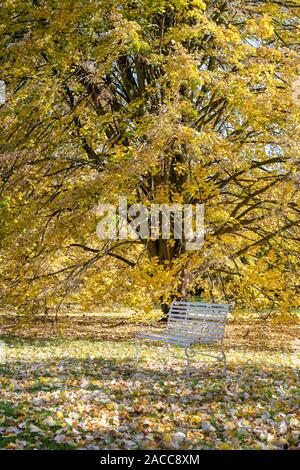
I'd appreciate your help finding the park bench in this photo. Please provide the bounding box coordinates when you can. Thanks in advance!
[136,301,230,375]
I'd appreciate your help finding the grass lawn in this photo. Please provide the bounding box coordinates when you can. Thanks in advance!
[0,311,299,450]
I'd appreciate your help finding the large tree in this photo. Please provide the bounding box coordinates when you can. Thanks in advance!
[0,0,299,318]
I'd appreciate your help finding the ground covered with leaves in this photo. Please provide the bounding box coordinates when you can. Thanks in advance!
[0,312,299,450]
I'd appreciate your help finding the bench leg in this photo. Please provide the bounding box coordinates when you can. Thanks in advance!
[221,346,227,375]
[135,338,141,363]
[166,343,178,360]
[184,347,192,377]
[166,344,172,362]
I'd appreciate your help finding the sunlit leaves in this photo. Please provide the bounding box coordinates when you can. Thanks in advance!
[0,0,299,317]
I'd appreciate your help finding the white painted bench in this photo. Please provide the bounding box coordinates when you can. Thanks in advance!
[136,301,230,375]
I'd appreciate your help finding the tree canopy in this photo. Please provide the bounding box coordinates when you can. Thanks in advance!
[0,0,299,318]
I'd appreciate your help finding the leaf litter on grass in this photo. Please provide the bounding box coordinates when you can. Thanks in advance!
[0,336,299,450]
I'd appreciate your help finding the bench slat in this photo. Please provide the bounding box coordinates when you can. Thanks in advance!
[166,301,229,344]
[137,301,230,349]
[169,315,226,321]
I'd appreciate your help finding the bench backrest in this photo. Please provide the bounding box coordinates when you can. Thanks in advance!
[167,301,230,343]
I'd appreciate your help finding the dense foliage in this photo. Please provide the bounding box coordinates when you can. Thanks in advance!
[0,0,299,317]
